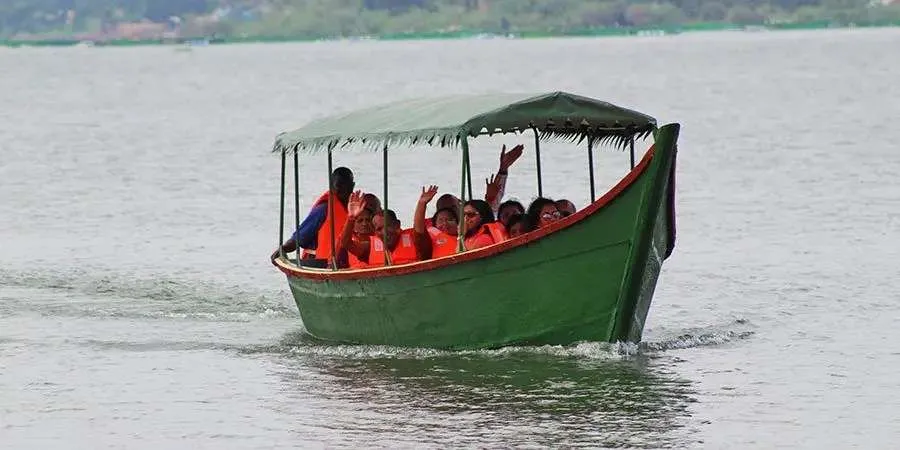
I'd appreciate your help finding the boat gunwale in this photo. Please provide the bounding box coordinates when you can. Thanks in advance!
[273,144,656,281]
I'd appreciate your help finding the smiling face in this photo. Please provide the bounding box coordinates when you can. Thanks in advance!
[373,212,401,248]
[353,209,374,236]
[434,209,458,236]
[463,205,483,235]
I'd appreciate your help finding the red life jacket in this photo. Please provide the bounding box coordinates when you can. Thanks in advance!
[368,229,420,266]
[347,235,370,269]
[482,222,509,243]
[463,222,506,250]
[312,191,348,262]
[427,226,458,258]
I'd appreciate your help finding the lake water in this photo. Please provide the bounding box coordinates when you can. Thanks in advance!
[2,28,899,448]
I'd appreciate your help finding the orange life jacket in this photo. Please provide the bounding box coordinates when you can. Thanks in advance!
[464,223,506,250]
[348,235,370,269]
[313,191,348,262]
[427,226,458,258]
[369,229,419,266]
[482,222,508,243]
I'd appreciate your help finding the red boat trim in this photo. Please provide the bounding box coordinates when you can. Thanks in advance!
[276,145,656,281]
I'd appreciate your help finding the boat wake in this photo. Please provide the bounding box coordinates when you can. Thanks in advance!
[0,268,295,321]
[243,319,755,360]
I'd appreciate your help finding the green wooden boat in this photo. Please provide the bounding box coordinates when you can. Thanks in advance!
[271,92,680,349]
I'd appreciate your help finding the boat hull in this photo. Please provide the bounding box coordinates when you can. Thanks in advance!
[279,124,680,349]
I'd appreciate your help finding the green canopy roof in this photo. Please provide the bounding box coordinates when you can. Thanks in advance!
[273,91,657,154]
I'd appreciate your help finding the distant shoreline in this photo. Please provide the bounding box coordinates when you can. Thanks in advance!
[4,21,898,48]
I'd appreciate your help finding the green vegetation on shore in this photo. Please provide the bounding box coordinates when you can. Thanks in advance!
[2,0,899,42]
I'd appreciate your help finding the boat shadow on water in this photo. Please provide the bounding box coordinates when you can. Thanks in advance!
[256,330,708,447]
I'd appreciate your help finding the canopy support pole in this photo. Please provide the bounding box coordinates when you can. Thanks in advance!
[326,147,336,270]
[382,144,392,266]
[278,150,286,260]
[294,148,301,264]
[629,137,636,170]
[465,146,473,201]
[458,138,470,252]
[532,127,543,197]
[587,138,596,202]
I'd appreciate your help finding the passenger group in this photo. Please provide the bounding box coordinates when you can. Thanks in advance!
[272,145,579,269]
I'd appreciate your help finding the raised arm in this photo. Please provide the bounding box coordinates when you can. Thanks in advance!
[413,185,438,260]
[415,185,438,233]
[339,191,370,261]
[485,144,523,212]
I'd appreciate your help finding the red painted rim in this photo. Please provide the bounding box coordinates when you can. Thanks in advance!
[275,145,656,281]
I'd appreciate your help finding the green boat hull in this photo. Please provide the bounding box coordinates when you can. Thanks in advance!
[279,124,680,349]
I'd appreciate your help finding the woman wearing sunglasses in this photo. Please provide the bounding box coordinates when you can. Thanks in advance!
[524,197,562,233]
[462,199,507,250]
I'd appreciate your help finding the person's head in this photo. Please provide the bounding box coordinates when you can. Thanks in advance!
[331,167,355,203]
[506,213,526,238]
[497,200,525,227]
[353,208,375,236]
[555,199,576,217]
[436,194,461,212]
[373,209,402,248]
[363,193,382,214]
[525,197,561,231]
[462,199,494,237]
[431,207,459,236]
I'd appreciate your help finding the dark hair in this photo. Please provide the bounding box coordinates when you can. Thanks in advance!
[331,167,355,200]
[465,199,495,224]
[431,206,458,224]
[363,193,382,211]
[506,213,525,231]
[498,200,525,216]
[437,193,457,203]
[378,209,400,227]
[524,197,556,232]
[331,167,353,184]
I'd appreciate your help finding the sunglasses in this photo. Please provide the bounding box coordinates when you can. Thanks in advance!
[541,211,562,220]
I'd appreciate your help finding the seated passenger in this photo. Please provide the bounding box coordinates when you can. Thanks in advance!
[497,199,525,228]
[425,193,461,228]
[524,197,562,232]
[506,213,526,238]
[414,185,459,259]
[340,191,420,266]
[463,199,506,250]
[556,199,576,217]
[271,167,354,268]
[336,206,375,269]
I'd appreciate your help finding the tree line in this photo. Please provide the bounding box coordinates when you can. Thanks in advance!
[2,0,898,38]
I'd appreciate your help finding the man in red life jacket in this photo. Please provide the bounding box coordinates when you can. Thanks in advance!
[340,191,420,266]
[271,167,354,268]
